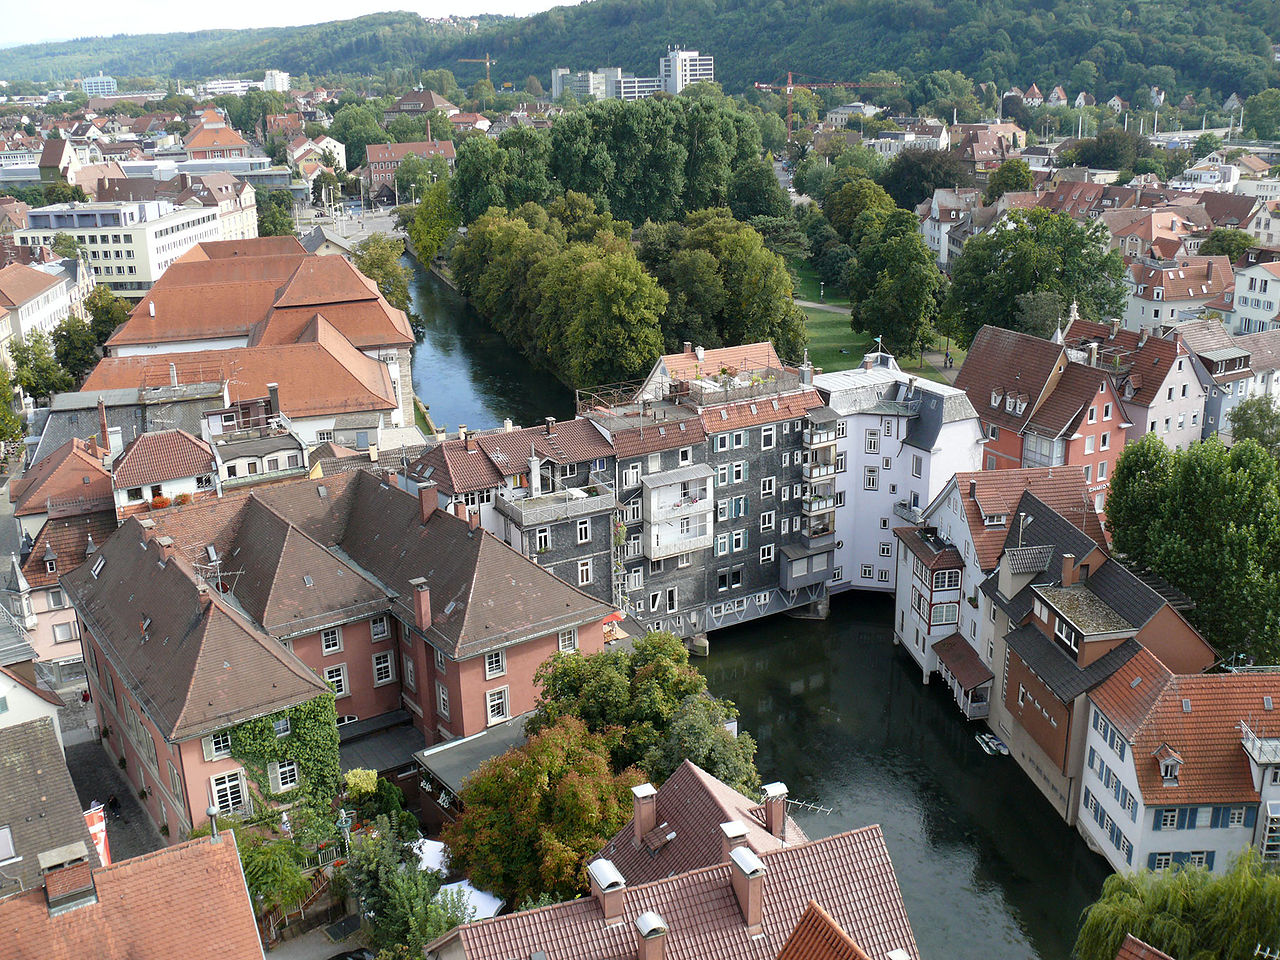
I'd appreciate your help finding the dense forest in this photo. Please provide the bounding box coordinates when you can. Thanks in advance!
[6,0,1279,106]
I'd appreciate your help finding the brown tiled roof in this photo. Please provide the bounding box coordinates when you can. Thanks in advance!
[1062,318,1180,407]
[610,415,707,458]
[10,438,113,518]
[661,343,783,382]
[0,832,263,960]
[21,511,118,589]
[932,633,995,691]
[954,325,1064,434]
[778,900,872,960]
[61,517,329,740]
[1114,934,1176,960]
[82,341,397,419]
[947,468,1104,572]
[701,390,823,433]
[112,429,213,488]
[597,761,807,885]
[178,237,307,261]
[1194,191,1258,229]
[0,262,60,307]
[1235,330,1280,375]
[183,125,248,152]
[894,527,963,571]
[1123,257,1232,303]
[1024,361,1109,438]
[409,441,502,497]
[1091,647,1280,805]
[0,665,64,706]
[365,140,456,163]
[431,826,919,960]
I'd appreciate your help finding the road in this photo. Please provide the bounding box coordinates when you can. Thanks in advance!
[772,158,811,206]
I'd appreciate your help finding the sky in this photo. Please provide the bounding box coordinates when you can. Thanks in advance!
[8,1,572,47]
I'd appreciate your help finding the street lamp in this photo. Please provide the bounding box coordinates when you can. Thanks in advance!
[336,808,354,848]
[819,281,825,302]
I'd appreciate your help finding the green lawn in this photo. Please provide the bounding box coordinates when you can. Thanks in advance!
[801,304,968,384]
[789,258,849,306]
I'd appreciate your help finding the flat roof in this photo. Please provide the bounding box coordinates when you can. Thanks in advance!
[414,712,532,794]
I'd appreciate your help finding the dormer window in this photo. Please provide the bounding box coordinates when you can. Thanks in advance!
[1015,398,1027,415]
[45,559,56,573]
[1156,744,1182,784]
[1005,395,1017,413]
[1154,288,1163,301]
[1160,759,1180,783]
[991,389,1002,408]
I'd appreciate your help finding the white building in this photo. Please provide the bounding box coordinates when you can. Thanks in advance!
[1167,161,1240,192]
[866,131,947,157]
[81,73,117,98]
[197,78,256,97]
[1079,646,1280,873]
[552,46,712,102]
[814,350,984,595]
[15,200,222,297]
[659,47,714,94]
[110,428,217,514]
[262,70,291,94]
[825,103,881,127]
[917,188,983,268]
[1225,261,1280,334]
[0,259,92,367]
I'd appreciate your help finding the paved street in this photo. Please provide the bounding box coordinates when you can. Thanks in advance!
[267,924,370,959]
[64,739,164,862]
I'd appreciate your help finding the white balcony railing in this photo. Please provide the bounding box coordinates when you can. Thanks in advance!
[802,428,837,447]
[803,461,837,481]
[801,495,837,516]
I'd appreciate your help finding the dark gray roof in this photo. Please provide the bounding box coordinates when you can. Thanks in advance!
[212,432,302,461]
[1003,491,1099,562]
[1004,625,1141,702]
[414,712,531,794]
[0,605,36,667]
[0,717,99,894]
[1004,544,1055,574]
[980,572,1036,624]
[31,389,221,465]
[1085,559,1168,630]
[339,711,425,773]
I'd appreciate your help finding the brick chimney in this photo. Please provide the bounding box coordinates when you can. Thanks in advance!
[468,508,480,531]
[587,859,626,925]
[418,487,436,524]
[635,911,668,960]
[39,843,97,917]
[762,781,788,838]
[729,846,765,935]
[720,820,749,862]
[969,479,977,500]
[631,783,657,845]
[1061,553,1077,587]
[155,535,175,563]
[453,501,467,521]
[545,416,556,436]
[408,577,431,630]
[682,341,693,354]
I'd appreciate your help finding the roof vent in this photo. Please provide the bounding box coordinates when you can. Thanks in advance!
[1266,696,1274,711]
[1181,698,1192,713]
[1130,676,1142,689]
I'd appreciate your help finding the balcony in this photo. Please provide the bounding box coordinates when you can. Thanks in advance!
[803,461,837,482]
[495,487,618,527]
[645,526,713,561]
[894,500,924,524]
[641,464,714,524]
[1242,720,1280,765]
[802,427,837,448]
[801,495,837,517]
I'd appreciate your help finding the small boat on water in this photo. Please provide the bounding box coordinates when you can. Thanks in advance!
[975,732,1009,756]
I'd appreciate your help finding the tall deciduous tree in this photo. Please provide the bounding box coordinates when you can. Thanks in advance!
[1228,396,1280,458]
[847,209,941,358]
[821,176,896,244]
[944,207,1125,346]
[407,180,458,263]
[256,190,295,237]
[450,135,510,224]
[9,331,71,400]
[985,158,1033,202]
[1198,228,1253,262]
[877,149,973,210]
[328,103,390,168]
[353,233,412,315]
[51,314,98,382]
[441,717,642,905]
[728,159,790,220]
[84,285,131,347]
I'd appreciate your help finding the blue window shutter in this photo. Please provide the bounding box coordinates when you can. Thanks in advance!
[1172,852,1190,866]
[1147,853,1158,869]
[1206,851,1215,871]
[1187,807,1198,829]
[1088,746,1096,769]
[1176,808,1188,830]
[1153,809,1163,831]
[1210,807,1221,829]
[1246,806,1258,829]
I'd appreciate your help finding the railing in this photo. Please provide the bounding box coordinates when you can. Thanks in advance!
[802,428,837,447]
[646,529,713,561]
[802,461,837,481]
[1241,721,1280,764]
[643,493,712,522]
[298,842,346,872]
[259,871,332,945]
[494,488,617,526]
[576,379,646,414]
[801,495,837,516]
[684,367,803,407]
[894,501,924,524]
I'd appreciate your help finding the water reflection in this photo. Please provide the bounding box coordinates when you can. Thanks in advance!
[702,592,1109,960]
[407,257,576,432]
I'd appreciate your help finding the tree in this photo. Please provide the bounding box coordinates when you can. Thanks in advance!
[1066,128,1151,171]
[525,75,544,97]
[43,181,88,205]
[50,232,83,260]
[821,176,896,244]
[441,717,642,905]
[943,207,1125,346]
[1193,132,1224,158]
[1199,228,1253,263]
[985,158,1033,202]
[241,836,311,913]
[407,180,458,262]
[328,103,389,168]
[847,209,942,358]
[1228,396,1280,459]
[310,170,340,207]
[450,135,510,224]
[527,631,760,792]
[84,285,131,347]
[728,159,790,221]
[877,149,973,210]
[497,126,553,207]
[8,331,71,400]
[1073,850,1280,960]
[353,234,412,315]
[256,190,295,237]
[1244,89,1280,140]
[469,79,496,110]
[394,153,448,203]
[561,250,667,386]
[51,314,98,382]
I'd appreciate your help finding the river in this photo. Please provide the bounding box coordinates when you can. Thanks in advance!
[407,259,1109,960]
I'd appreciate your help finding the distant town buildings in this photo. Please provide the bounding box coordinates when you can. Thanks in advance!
[551,46,714,102]
[79,72,117,98]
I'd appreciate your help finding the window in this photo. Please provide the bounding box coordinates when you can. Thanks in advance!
[1087,406,1097,424]
[1101,431,1110,450]
[371,616,389,640]
[558,628,578,652]
[486,687,509,724]
[760,510,775,532]
[373,651,395,685]
[760,477,775,497]
[204,731,232,760]
[877,569,890,583]
[271,760,299,793]
[760,544,774,564]
[435,648,447,672]
[403,654,416,691]
[731,530,746,552]
[624,464,641,487]
[1229,807,1246,827]
[485,649,506,679]
[933,569,960,589]
[731,431,746,449]
[1154,853,1172,869]
[679,447,692,465]
[535,527,550,552]
[879,542,892,558]
[577,559,592,586]
[628,568,644,590]
[211,772,246,813]
[321,628,342,654]
[577,518,591,544]
[168,761,183,805]
[316,430,335,443]
[436,682,450,719]
[864,466,878,491]
[650,557,663,575]
[272,717,291,738]
[1097,460,1107,480]
[930,603,959,625]
[52,621,79,643]
[865,430,880,453]
[1084,435,1096,454]
[324,664,348,697]
[1084,464,1093,483]
[126,487,144,502]
[1103,403,1112,420]
[761,425,775,449]
[862,564,874,579]
[647,453,661,473]
[91,556,105,578]
[911,454,922,479]
[1161,809,1178,829]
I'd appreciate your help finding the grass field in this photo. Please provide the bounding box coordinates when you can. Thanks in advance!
[789,258,849,306]
[800,304,967,385]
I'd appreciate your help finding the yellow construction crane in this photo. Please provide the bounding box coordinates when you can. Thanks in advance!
[458,54,497,84]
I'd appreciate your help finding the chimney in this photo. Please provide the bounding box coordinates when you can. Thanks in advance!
[969,479,977,500]
[1109,318,1121,337]
[635,912,668,960]
[729,846,766,934]
[408,577,431,629]
[544,416,556,436]
[267,382,279,414]
[86,434,99,459]
[720,820,750,862]
[799,348,813,386]
[155,535,175,562]
[503,418,513,432]
[695,345,705,362]
[862,355,874,371]
[368,442,379,463]
[1061,553,1077,587]
[1086,342,1099,366]
[418,487,436,524]
[97,395,109,451]
[762,781,787,838]
[468,508,480,531]
[457,424,467,445]
[1138,327,1150,347]
[453,501,467,521]
[682,341,693,354]
[39,843,97,917]
[169,362,178,387]
[587,859,626,925]
[631,783,657,843]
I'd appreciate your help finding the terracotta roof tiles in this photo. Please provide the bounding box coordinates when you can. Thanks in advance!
[9,438,113,518]
[21,511,118,589]
[0,262,61,307]
[112,429,214,489]
[1114,934,1177,960]
[778,900,872,960]
[661,343,783,383]
[954,325,1065,434]
[701,390,823,434]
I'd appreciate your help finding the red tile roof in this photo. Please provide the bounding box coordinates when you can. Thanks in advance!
[933,633,995,691]
[0,262,61,308]
[1024,360,1111,438]
[0,665,63,706]
[947,468,1104,572]
[112,429,214,489]
[660,343,783,382]
[894,527,964,571]
[1062,318,1181,407]
[609,415,707,458]
[0,832,265,960]
[183,125,248,152]
[430,826,919,960]
[1123,257,1232,304]
[1091,647,1280,805]
[701,390,823,434]
[365,140,456,164]
[9,439,113,518]
[21,511,118,589]
[1114,934,1176,960]
[778,900,872,960]
[954,325,1065,434]
[597,760,807,885]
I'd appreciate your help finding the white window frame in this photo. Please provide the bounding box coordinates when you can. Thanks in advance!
[211,771,247,813]
[272,716,291,739]
[576,518,591,544]
[436,681,450,720]
[484,649,506,679]
[321,627,342,655]
[486,686,510,725]
[324,663,348,698]
[203,730,232,761]
[370,616,390,641]
[760,544,774,564]
[577,559,592,586]
[558,628,578,652]
[373,650,396,685]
